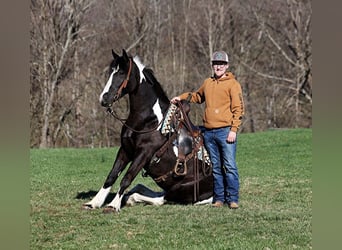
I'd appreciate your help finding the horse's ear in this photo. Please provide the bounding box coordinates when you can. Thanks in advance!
[122,49,129,62]
[112,50,119,59]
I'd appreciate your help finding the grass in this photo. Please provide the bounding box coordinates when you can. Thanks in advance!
[30,128,312,249]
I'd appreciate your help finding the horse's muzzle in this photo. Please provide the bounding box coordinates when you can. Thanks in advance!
[100,92,117,107]
[100,99,111,107]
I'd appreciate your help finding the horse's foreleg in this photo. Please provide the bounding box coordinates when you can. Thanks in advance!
[83,148,129,210]
[82,186,111,209]
[104,153,148,212]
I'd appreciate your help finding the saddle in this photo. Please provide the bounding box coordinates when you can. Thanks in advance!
[147,99,212,203]
[149,98,211,180]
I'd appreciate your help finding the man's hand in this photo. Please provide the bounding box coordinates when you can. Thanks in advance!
[227,131,237,143]
[170,96,181,104]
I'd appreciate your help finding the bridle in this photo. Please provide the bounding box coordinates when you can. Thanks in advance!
[114,58,133,100]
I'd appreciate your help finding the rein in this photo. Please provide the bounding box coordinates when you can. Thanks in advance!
[107,107,165,134]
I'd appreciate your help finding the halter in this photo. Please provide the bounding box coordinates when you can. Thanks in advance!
[115,58,133,99]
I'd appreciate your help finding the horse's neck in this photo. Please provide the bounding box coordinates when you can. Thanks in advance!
[127,87,169,124]
[129,95,168,113]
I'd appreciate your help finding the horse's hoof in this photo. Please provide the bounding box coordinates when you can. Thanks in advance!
[81,204,95,210]
[103,206,118,214]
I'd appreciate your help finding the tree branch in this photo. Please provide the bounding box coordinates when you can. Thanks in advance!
[240,60,296,84]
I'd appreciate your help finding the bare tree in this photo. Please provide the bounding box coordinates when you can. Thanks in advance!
[30,0,94,147]
[233,0,312,130]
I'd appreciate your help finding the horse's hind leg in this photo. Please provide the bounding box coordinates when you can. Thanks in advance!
[194,196,213,205]
[82,148,130,210]
[123,184,165,207]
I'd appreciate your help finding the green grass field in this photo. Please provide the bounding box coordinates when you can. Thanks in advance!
[30,128,312,249]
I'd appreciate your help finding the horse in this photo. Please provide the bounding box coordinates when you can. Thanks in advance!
[82,49,213,213]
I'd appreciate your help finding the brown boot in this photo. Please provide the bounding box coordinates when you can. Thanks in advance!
[212,201,224,207]
[229,202,239,209]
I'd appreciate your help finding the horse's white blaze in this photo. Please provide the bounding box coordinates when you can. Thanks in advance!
[107,192,124,212]
[133,56,145,83]
[99,66,118,104]
[126,193,165,206]
[85,187,111,208]
[152,99,163,130]
[99,57,145,104]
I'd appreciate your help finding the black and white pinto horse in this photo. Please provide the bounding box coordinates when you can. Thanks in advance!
[83,49,213,213]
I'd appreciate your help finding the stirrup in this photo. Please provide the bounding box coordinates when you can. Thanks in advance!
[174,159,187,176]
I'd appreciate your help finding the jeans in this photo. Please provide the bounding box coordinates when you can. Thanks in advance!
[203,126,239,203]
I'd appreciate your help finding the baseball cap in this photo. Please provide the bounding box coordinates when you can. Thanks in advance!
[211,51,229,63]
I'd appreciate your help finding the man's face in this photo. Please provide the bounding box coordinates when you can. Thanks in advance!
[212,62,229,78]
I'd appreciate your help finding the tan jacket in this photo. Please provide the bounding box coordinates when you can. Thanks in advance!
[179,72,244,132]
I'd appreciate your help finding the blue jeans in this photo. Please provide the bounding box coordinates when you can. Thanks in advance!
[203,126,239,203]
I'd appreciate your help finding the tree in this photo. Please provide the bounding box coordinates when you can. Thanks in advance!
[30,0,94,147]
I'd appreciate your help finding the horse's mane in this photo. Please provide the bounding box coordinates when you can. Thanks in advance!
[142,67,169,103]
[132,55,169,104]
[133,56,146,84]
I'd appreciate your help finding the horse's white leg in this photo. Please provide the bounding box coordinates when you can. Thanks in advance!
[126,193,165,206]
[194,196,213,205]
[123,184,165,207]
[83,187,111,209]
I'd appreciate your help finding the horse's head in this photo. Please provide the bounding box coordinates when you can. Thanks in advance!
[99,49,141,107]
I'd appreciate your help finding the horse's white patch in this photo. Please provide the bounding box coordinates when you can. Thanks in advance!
[85,186,111,208]
[133,56,145,84]
[194,196,213,205]
[99,66,119,104]
[173,145,178,156]
[152,99,163,130]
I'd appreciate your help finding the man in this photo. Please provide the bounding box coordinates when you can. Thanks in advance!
[170,51,244,209]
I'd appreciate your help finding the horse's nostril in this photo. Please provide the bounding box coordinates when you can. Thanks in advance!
[100,93,109,106]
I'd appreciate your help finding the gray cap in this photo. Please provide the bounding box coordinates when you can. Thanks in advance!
[211,51,229,63]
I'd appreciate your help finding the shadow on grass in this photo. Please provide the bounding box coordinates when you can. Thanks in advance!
[75,186,166,208]
[75,190,117,204]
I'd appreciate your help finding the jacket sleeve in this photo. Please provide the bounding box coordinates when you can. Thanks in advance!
[230,82,244,132]
[179,83,206,104]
